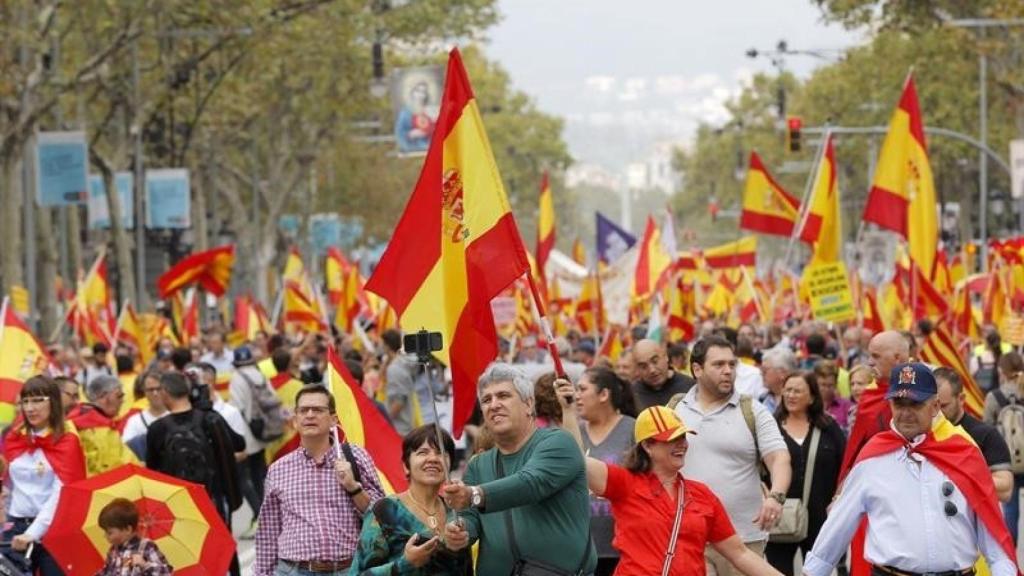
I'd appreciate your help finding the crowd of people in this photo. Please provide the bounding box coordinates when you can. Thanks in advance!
[2,317,1023,576]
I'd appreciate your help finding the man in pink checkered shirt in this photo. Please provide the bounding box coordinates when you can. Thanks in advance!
[255,385,384,576]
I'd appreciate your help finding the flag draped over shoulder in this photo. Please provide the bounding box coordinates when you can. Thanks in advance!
[0,305,53,423]
[326,347,407,494]
[739,152,801,237]
[798,134,842,264]
[364,48,530,438]
[863,74,938,280]
[157,245,235,299]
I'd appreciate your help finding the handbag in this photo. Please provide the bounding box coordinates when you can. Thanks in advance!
[768,426,820,543]
[660,477,686,576]
[496,455,592,576]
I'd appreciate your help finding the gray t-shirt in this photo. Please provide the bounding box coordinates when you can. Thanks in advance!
[676,387,787,543]
[385,354,419,435]
[581,416,636,559]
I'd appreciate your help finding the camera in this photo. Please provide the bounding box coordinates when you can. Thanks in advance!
[184,365,213,412]
[403,330,443,362]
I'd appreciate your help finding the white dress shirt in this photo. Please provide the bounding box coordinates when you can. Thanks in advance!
[804,434,1015,576]
[8,447,62,541]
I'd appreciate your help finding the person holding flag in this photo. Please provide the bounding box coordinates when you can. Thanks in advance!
[802,363,1019,576]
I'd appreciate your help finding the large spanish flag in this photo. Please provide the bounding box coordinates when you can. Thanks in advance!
[326,346,407,494]
[0,302,53,423]
[536,172,555,287]
[798,134,842,264]
[156,244,235,299]
[739,152,800,237]
[364,49,530,438]
[632,215,673,299]
[863,74,938,279]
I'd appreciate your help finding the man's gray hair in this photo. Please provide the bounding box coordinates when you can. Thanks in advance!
[761,347,797,371]
[477,362,533,403]
[86,374,122,402]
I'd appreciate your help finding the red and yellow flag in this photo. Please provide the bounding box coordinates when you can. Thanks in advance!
[114,303,153,367]
[536,172,555,288]
[863,74,938,279]
[335,268,362,334]
[364,49,530,438]
[235,295,272,341]
[325,247,351,306]
[799,134,841,264]
[283,280,326,334]
[918,325,984,417]
[572,238,586,267]
[574,274,605,336]
[157,245,235,299]
[283,247,305,283]
[327,347,407,494]
[598,326,624,362]
[667,277,696,343]
[632,215,673,299]
[703,236,757,270]
[0,303,52,423]
[739,151,800,237]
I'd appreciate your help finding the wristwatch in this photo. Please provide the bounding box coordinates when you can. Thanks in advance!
[769,491,786,505]
[345,482,364,496]
[470,486,482,508]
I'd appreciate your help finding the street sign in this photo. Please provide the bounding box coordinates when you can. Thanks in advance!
[1011,139,1024,199]
[858,231,896,287]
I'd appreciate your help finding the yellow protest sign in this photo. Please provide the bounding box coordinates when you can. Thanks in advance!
[801,262,855,323]
[1002,314,1024,347]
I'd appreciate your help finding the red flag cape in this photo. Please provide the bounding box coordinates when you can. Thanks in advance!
[840,378,891,480]
[3,427,86,486]
[853,427,1019,572]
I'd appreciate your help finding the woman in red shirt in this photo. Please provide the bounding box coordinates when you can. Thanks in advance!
[558,381,783,576]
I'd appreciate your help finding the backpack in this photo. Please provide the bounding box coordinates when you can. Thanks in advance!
[975,364,999,392]
[158,411,215,488]
[238,368,286,442]
[993,390,1024,474]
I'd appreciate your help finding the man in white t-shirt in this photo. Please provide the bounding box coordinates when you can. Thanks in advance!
[121,370,169,460]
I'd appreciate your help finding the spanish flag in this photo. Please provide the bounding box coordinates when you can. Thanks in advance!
[157,245,235,299]
[283,247,305,283]
[0,302,53,423]
[364,49,530,438]
[598,325,624,362]
[667,277,695,343]
[574,273,604,335]
[334,267,362,333]
[235,294,272,341]
[703,236,757,269]
[325,247,351,305]
[739,151,800,237]
[114,303,152,367]
[326,346,407,494]
[863,74,938,280]
[798,134,842,264]
[282,279,327,334]
[536,172,555,290]
[632,215,673,299]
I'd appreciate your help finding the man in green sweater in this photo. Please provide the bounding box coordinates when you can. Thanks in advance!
[442,363,596,574]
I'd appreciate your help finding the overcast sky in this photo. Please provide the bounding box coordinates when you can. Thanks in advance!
[484,0,865,170]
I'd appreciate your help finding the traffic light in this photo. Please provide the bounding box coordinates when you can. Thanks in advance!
[787,116,802,152]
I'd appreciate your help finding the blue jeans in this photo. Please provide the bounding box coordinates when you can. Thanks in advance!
[1003,474,1024,543]
[2,517,62,576]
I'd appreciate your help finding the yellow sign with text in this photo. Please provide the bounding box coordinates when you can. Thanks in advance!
[801,262,856,323]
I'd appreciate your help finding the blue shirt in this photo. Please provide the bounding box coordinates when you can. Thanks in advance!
[804,434,1015,576]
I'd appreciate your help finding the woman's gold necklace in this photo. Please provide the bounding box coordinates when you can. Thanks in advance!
[406,490,442,530]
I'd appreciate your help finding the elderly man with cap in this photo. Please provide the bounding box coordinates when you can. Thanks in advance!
[803,363,1019,576]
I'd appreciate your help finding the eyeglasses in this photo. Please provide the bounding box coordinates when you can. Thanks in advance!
[19,397,50,407]
[296,406,331,416]
[941,481,957,517]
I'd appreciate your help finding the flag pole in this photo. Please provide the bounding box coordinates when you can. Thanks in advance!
[524,272,568,378]
[324,347,344,460]
[112,299,129,348]
[781,129,831,273]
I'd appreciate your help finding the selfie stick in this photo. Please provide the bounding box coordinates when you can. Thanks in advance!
[410,329,452,483]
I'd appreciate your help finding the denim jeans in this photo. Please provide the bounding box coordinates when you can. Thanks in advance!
[2,517,62,576]
[1002,474,1024,543]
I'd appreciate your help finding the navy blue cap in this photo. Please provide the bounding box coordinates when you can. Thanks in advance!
[885,362,937,402]
[233,346,255,366]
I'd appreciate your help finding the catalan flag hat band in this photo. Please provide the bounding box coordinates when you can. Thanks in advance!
[635,406,696,443]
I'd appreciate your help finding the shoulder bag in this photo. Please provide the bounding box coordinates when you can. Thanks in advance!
[768,426,819,543]
[496,454,592,576]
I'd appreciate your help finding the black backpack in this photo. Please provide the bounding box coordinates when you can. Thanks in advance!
[158,411,215,488]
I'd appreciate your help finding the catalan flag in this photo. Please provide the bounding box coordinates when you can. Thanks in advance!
[0,301,53,423]
[326,346,407,493]
[918,325,984,417]
[364,49,530,438]
[863,74,938,280]
[156,245,235,299]
[739,151,801,237]
[798,134,842,264]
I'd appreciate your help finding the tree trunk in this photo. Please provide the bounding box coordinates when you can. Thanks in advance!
[2,154,25,299]
[67,205,83,277]
[102,168,136,306]
[36,206,59,337]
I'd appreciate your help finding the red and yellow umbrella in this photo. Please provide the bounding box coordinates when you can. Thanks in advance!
[43,463,234,575]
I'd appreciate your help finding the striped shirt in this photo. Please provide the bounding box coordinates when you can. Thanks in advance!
[254,443,384,576]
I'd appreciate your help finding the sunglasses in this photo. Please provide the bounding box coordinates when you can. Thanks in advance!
[941,481,957,517]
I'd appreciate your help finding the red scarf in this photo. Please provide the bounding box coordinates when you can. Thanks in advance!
[68,403,116,432]
[3,427,86,485]
[853,427,1020,575]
